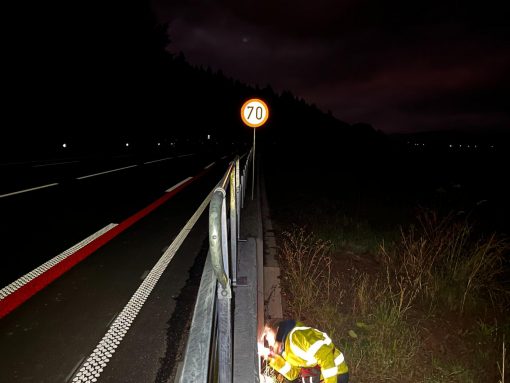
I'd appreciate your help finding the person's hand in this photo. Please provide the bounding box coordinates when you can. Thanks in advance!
[258,344,274,360]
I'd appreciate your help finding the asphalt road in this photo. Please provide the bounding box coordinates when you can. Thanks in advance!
[0,148,232,382]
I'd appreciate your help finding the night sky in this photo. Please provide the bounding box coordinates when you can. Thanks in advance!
[152,0,510,133]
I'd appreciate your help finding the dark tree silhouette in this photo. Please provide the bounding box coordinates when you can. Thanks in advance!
[1,0,382,161]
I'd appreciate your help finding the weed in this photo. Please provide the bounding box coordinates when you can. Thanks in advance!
[425,356,476,383]
[498,339,506,383]
[344,296,421,382]
[381,210,510,314]
[275,214,509,382]
[278,228,341,319]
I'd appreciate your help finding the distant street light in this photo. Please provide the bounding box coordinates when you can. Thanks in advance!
[126,143,129,147]
[62,143,67,148]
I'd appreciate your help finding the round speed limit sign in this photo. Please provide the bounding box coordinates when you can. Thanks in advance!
[241,98,269,128]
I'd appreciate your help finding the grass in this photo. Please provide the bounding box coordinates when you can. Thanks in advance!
[380,210,509,315]
[264,151,510,382]
[499,340,506,383]
[274,216,509,382]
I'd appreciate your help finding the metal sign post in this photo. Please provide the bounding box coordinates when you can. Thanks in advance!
[240,98,269,201]
[252,127,256,200]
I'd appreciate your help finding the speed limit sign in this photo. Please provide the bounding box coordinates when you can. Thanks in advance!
[241,98,269,128]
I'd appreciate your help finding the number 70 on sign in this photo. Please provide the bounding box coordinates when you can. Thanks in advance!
[241,99,269,128]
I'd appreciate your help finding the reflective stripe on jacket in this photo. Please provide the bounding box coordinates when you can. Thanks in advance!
[269,322,348,383]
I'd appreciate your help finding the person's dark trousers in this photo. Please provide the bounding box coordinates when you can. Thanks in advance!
[337,372,349,383]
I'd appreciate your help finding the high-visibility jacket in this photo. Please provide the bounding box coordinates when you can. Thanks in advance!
[269,322,348,383]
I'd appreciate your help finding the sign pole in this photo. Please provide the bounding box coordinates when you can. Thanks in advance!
[240,98,269,202]
[252,127,256,200]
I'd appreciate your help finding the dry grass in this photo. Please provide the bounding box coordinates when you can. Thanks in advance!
[498,339,506,383]
[380,210,509,315]
[278,228,343,324]
[276,211,510,382]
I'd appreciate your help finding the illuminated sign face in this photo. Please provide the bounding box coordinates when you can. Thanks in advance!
[241,98,269,128]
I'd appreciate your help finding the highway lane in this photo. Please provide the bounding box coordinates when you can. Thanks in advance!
[0,150,223,286]
[0,151,230,382]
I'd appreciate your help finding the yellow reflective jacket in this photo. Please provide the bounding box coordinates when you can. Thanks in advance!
[269,322,348,383]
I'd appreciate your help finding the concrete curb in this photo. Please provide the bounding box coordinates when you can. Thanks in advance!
[260,171,283,320]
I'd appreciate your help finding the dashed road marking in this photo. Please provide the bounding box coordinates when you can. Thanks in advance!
[143,157,174,165]
[204,162,215,170]
[166,177,193,193]
[0,183,59,199]
[76,165,138,180]
[177,153,194,158]
[33,160,80,168]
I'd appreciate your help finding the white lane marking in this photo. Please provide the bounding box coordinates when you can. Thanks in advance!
[33,160,80,168]
[0,224,118,300]
[177,153,194,158]
[221,155,228,160]
[140,270,150,280]
[107,312,120,327]
[165,177,193,193]
[65,356,87,383]
[76,165,138,180]
[143,157,174,165]
[204,162,215,170]
[71,189,214,383]
[0,183,59,199]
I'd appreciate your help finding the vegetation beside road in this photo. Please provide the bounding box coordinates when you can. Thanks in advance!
[264,151,510,383]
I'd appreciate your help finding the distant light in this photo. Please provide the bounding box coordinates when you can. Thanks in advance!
[449,144,453,148]
[207,134,211,140]
[62,143,67,148]
[171,142,175,146]
[474,145,477,148]
[157,142,161,146]
[459,144,462,148]
[125,143,129,147]
[467,145,470,148]
[490,145,494,148]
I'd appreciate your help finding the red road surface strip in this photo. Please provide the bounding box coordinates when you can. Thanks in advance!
[0,172,207,319]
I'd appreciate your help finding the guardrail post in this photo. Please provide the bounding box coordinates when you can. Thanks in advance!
[221,191,229,278]
[241,174,245,209]
[229,166,237,286]
[235,157,241,240]
[217,284,232,383]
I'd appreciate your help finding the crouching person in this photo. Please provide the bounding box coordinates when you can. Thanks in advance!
[260,319,349,383]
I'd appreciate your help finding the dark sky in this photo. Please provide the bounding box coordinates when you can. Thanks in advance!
[152,0,509,133]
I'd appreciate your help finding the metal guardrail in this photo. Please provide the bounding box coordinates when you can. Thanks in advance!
[179,149,253,383]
